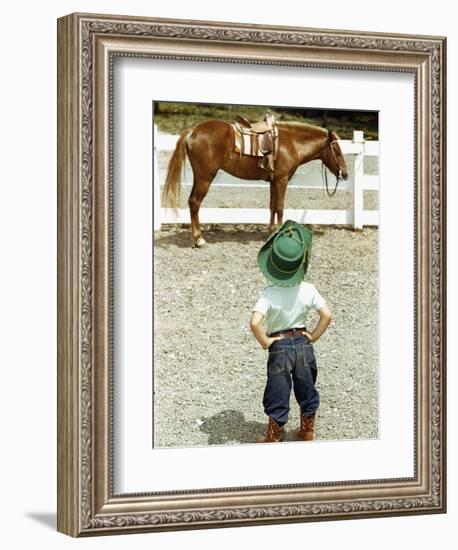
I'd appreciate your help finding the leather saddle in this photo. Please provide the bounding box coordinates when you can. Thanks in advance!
[233,114,279,180]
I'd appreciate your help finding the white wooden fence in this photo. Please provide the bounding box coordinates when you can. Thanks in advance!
[154,126,379,230]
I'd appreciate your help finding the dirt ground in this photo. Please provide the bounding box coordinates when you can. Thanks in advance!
[153,224,379,448]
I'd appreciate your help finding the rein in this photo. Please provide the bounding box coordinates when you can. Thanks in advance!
[322,131,344,197]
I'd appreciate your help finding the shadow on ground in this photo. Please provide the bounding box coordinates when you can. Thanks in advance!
[154,225,270,249]
[25,512,56,530]
[200,410,298,445]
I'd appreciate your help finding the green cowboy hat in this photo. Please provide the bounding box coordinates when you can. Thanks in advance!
[257,220,313,287]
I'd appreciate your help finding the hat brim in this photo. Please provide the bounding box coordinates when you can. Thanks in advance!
[257,220,312,287]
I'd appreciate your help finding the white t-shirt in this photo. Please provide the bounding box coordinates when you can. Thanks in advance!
[252,281,326,336]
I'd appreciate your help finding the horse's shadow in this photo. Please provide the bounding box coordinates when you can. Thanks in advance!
[154,225,269,249]
[199,410,296,445]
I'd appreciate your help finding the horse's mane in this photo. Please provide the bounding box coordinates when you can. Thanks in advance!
[276,121,328,136]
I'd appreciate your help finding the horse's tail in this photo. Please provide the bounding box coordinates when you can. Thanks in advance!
[162,129,191,210]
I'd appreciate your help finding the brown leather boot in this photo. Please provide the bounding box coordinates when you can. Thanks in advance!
[256,417,284,443]
[294,414,316,441]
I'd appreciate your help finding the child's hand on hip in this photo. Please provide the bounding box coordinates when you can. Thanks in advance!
[263,336,282,350]
[301,330,315,342]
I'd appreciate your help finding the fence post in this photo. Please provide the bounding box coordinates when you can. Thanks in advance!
[153,124,161,230]
[352,130,365,230]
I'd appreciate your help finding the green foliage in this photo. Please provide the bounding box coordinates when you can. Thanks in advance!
[153,101,378,140]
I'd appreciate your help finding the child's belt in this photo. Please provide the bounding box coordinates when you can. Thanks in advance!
[269,328,306,338]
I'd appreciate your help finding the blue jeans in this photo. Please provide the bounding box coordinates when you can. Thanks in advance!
[263,334,320,425]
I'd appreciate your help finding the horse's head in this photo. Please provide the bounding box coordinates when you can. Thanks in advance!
[320,130,348,181]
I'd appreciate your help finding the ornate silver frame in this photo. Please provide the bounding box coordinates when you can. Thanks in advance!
[57,13,446,536]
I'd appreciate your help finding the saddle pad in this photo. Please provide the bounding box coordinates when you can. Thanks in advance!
[233,125,270,157]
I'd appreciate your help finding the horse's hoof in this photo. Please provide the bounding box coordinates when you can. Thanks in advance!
[193,237,207,248]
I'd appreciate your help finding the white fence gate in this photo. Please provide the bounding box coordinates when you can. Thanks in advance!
[154,126,379,230]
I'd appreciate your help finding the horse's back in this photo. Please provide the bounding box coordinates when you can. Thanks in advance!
[191,118,231,135]
[187,120,233,171]
[188,119,233,154]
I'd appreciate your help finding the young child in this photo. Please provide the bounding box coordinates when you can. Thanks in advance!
[250,220,332,443]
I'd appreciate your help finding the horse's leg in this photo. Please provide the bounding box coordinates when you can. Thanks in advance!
[274,177,289,227]
[188,175,214,247]
[185,121,231,246]
[269,181,278,234]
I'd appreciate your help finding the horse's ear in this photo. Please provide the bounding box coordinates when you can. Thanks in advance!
[325,128,341,144]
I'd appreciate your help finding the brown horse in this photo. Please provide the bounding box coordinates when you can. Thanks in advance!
[162,119,349,246]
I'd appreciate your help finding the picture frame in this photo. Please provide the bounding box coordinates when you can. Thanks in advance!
[57,12,446,537]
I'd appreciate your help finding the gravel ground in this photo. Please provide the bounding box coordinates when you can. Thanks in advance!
[153,224,378,448]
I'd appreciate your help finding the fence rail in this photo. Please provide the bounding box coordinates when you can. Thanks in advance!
[153,127,379,230]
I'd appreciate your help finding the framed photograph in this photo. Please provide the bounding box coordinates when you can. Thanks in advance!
[57,13,446,537]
